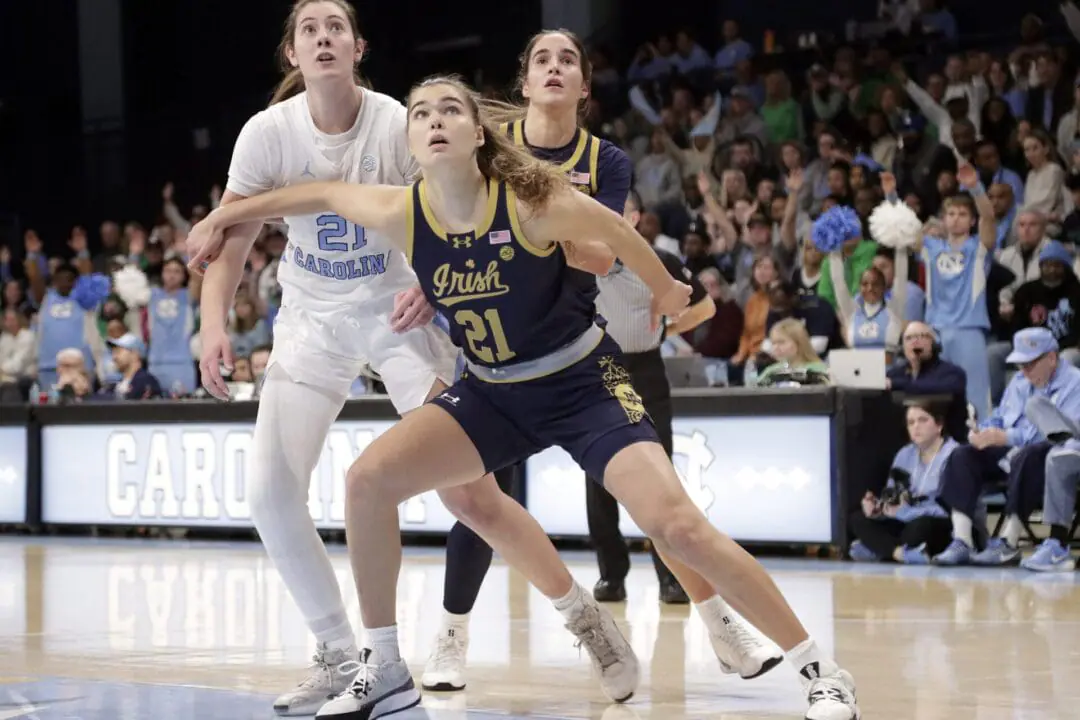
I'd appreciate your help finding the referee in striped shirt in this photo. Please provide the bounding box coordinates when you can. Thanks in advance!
[588,190,716,604]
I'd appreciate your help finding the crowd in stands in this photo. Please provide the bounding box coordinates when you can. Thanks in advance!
[4,1,1080,562]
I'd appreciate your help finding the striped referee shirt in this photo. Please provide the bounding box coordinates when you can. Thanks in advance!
[596,248,708,353]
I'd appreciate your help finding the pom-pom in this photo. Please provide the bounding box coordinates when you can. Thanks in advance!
[72,273,111,311]
[869,200,923,249]
[811,206,862,253]
[112,265,152,307]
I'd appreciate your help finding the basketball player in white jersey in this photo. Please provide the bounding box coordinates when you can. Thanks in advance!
[195,2,638,715]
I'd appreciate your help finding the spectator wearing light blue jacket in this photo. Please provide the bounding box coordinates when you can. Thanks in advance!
[849,402,958,564]
[934,327,1080,566]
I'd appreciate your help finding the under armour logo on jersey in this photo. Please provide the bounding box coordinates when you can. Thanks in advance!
[301,161,315,178]
[452,236,473,248]
[439,393,460,405]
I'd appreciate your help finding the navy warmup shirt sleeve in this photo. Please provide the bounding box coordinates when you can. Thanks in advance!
[594,140,632,214]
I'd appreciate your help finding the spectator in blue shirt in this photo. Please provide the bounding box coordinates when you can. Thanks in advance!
[714,20,753,78]
[106,333,163,400]
[849,402,958,564]
[974,140,1025,210]
[933,328,1080,565]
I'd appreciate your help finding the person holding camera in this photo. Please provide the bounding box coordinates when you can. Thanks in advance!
[849,402,958,563]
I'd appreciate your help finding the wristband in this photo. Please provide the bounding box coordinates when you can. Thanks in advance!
[885,191,899,204]
[969,182,986,198]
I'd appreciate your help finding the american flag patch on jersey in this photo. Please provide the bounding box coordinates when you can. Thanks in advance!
[488,230,511,244]
[569,171,591,184]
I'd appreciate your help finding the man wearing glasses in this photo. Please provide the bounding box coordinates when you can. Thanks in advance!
[888,321,969,441]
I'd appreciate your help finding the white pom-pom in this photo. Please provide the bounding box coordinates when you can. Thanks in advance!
[869,201,923,249]
[112,265,152,307]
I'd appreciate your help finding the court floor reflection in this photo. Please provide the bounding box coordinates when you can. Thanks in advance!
[0,537,1077,718]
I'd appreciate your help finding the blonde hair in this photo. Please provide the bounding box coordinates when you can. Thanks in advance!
[770,318,821,366]
[408,75,570,208]
[269,0,367,106]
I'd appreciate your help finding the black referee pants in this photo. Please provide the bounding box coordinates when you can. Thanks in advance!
[585,347,678,587]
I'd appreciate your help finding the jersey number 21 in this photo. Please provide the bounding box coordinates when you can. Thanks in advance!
[316,213,367,252]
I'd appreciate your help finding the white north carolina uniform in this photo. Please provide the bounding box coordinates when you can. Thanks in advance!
[226,89,458,411]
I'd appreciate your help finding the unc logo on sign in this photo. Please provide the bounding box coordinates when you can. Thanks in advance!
[935,252,966,277]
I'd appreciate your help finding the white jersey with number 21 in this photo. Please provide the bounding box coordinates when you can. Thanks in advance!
[226,88,420,353]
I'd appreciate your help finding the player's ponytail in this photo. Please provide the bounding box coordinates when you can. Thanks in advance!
[270,68,306,105]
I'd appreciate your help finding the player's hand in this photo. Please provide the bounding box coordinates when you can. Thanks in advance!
[390,286,435,333]
[186,215,226,276]
[650,280,692,331]
[198,327,235,401]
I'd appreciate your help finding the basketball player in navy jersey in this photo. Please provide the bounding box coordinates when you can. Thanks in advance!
[188,74,862,720]
[421,29,781,694]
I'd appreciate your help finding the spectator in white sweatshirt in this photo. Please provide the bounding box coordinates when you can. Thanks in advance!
[1023,130,1066,236]
[0,307,36,401]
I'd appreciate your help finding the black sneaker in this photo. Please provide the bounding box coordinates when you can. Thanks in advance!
[659,578,690,604]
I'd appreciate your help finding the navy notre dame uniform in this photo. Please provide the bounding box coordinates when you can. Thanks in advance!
[406,177,658,480]
[505,119,605,305]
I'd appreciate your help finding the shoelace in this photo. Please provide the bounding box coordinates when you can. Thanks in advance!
[721,617,761,655]
[338,661,375,698]
[430,635,466,671]
[807,679,850,704]
[295,653,334,690]
[568,606,621,669]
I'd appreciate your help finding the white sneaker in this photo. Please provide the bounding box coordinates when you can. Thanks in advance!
[421,627,468,691]
[804,668,860,720]
[315,651,421,719]
[708,612,784,679]
[273,644,360,716]
[565,598,640,703]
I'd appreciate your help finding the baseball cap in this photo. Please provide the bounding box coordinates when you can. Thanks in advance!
[107,333,146,356]
[1005,327,1058,364]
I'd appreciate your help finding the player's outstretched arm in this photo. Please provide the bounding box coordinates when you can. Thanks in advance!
[190,182,410,265]
[521,187,689,318]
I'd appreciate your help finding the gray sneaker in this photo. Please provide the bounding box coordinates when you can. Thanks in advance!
[273,644,359,716]
[315,650,421,719]
[565,598,640,703]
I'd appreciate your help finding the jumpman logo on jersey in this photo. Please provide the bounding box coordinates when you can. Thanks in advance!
[301,161,315,178]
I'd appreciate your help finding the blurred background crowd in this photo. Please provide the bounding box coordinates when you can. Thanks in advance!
[6,0,1080,408]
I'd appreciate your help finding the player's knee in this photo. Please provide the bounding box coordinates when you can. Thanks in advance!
[439,482,503,530]
[649,500,709,550]
[345,455,400,506]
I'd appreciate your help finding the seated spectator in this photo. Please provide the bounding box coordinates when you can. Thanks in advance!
[250,344,272,389]
[888,322,968,442]
[53,347,96,404]
[1009,241,1080,363]
[794,240,825,297]
[97,317,128,384]
[934,328,1080,566]
[106,333,163,400]
[752,318,828,387]
[1022,129,1065,235]
[764,278,842,355]
[1020,395,1080,571]
[997,209,1050,316]
[730,255,775,373]
[0,308,35,402]
[849,402,957,564]
[229,294,271,359]
[686,269,743,385]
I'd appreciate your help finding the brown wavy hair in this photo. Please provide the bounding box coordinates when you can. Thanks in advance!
[481,29,594,127]
[407,75,570,208]
[269,0,368,106]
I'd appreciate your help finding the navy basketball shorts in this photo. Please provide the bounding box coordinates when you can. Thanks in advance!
[429,334,661,481]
